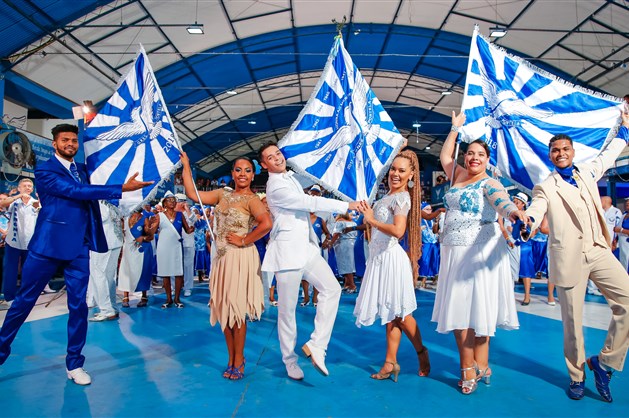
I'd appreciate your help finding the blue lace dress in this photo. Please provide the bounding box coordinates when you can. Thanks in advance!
[431,178,520,336]
[354,192,416,327]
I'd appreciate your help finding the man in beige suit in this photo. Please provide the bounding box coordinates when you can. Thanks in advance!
[525,110,629,402]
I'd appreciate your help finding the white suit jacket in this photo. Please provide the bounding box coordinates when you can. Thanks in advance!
[262,171,349,272]
[526,137,626,287]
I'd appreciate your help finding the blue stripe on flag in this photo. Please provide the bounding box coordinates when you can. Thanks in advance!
[306,149,338,179]
[528,120,609,149]
[500,129,534,189]
[142,143,159,198]
[361,145,377,194]
[533,92,619,113]
[105,144,138,186]
[86,140,128,174]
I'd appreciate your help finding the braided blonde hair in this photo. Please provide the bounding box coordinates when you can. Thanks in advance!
[395,150,422,283]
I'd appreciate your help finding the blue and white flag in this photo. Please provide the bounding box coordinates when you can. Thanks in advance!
[460,27,624,191]
[279,37,405,202]
[84,45,181,215]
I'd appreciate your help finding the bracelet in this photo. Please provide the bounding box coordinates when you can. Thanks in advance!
[450,125,460,133]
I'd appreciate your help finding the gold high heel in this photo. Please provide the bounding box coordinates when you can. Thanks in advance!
[460,366,478,395]
[417,346,431,377]
[370,361,400,383]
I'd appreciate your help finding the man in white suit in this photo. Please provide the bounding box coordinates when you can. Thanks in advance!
[259,142,359,380]
[87,201,123,321]
[525,111,629,402]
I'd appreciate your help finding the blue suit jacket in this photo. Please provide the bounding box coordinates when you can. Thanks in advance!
[28,156,122,260]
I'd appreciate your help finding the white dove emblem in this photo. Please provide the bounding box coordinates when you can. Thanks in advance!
[96,75,163,144]
[313,79,378,156]
[480,70,553,129]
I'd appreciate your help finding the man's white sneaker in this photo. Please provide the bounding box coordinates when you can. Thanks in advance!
[302,342,329,376]
[88,313,119,322]
[183,290,192,297]
[66,367,92,385]
[0,300,13,311]
[41,285,57,294]
[286,362,304,380]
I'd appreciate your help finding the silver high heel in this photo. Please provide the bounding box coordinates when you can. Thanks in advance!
[460,366,478,395]
[477,367,491,385]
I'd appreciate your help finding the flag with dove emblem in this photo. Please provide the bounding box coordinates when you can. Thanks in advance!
[279,36,405,203]
[460,27,624,191]
[83,45,181,215]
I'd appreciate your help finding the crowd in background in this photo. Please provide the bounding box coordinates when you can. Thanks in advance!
[1,174,628,317]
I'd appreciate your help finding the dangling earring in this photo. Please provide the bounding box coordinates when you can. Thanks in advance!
[408,179,415,188]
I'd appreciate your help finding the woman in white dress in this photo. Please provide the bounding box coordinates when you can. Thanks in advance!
[432,111,526,395]
[331,212,358,292]
[354,150,430,382]
[154,192,194,308]
[118,209,158,307]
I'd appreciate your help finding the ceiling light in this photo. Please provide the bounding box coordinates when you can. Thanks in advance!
[187,23,204,34]
[425,146,431,150]
[489,26,507,38]
[248,120,257,125]
[226,90,238,95]
[441,90,452,95]
[412,123,422,128]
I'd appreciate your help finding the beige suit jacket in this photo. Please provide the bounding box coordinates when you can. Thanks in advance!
[526,137,626,288]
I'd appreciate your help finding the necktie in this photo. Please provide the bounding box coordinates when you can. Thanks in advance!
[556,165,577,188]
[70,162,82,183]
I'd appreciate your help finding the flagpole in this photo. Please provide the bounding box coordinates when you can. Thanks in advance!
[191,181,216,241]
[180,161,215,241]
[450,137,461,188]
[451,24,479,188]
[142,43,215,241]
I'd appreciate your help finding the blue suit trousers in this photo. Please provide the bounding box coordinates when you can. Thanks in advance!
[2,245,28,302]
[0,245,90,370]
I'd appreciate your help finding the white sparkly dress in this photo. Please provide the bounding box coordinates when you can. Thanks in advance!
[431,177,520,337]
[354,192,417,327]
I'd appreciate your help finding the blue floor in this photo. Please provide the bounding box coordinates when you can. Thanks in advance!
[0,285,627,417]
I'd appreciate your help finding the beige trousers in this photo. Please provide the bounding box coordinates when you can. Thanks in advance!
[556,246,629,381]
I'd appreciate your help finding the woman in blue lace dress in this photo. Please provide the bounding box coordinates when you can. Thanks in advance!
[432,111,526,395]
[354,150,430,382]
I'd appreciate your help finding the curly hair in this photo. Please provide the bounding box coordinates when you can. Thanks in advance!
[394,149,422,283]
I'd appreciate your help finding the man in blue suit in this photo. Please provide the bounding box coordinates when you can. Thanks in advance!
[0,124,152,385]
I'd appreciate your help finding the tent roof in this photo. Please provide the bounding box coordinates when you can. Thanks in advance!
[2,0,628,175]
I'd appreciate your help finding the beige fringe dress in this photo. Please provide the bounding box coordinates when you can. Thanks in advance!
[209,190,264,330]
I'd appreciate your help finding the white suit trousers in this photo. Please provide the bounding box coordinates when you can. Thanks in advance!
[262,270,274,309]
[183,246,195,291]
[89,247,121,317]
[274,243,341,365]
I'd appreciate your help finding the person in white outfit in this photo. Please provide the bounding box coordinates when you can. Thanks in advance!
[259,142,359,380]
[588,196,624,294]
[0,179,40,308]
[176,194,197,297]
[88,201,123,322]
[614,199,629,273]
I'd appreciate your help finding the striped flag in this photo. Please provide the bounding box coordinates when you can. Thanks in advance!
[460,27,624,191]
[279,37,405,202]
[83,45,181,215]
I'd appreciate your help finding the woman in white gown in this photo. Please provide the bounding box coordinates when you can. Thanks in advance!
[432,111,526,395]
[354,150,430,382]
[154,192,194,308]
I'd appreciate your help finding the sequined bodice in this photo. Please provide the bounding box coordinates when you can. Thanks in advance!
[369,192,410,255]
[442,178,512,246]
[214,190,256,258]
